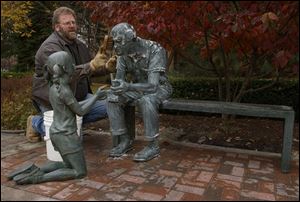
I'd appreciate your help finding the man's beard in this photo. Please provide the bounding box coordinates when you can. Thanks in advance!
[59,29,77,41]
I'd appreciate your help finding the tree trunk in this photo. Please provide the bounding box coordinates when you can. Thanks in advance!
[167,50,174,72]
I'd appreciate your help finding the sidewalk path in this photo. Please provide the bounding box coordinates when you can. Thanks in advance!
[1,131,299,201]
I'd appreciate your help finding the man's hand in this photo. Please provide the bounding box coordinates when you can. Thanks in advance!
[105,55,117,73]
[91,35,115,72]
[111,79,129,95]
[90,52,108,71]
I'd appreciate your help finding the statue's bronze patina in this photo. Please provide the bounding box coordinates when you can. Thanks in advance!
[107,23,172,161]
[8,51,106,184]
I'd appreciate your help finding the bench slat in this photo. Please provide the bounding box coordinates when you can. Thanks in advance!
[161,99,294,119]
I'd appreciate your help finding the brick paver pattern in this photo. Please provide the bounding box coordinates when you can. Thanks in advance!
[1,132,299,201]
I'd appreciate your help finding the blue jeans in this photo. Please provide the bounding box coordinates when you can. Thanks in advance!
[32,93,107,136]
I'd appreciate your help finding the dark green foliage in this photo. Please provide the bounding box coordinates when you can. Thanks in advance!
[1,75,36,130]
[1,1,84,72]
[4,1,54,72]
[170,77,219,100]
[1,71,34,79]
[241,79,299,120]
[169,77,299,120]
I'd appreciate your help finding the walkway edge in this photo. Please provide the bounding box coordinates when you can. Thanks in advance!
[163,137,283,159]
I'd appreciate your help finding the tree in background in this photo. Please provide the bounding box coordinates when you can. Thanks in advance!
[1,1,34,64]
[1,1,107,72]
[2,1,56,71]
[1,1,34,38]
[83,1,299,102]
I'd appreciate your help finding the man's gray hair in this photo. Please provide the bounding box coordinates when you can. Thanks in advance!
[111,23,136,42]
[52,7,76,29]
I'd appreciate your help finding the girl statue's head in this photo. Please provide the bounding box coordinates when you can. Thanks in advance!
[44,51,74,84]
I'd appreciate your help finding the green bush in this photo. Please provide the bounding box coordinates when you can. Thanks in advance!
[169,77,299,120]
[1,71,34,79]
[1,74,298,130]
[241,79,299,114]
[170,77,219,100]
[1,75,36,130]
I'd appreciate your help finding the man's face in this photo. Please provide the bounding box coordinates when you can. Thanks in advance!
[112,33,131,56]
[55,14,77,41]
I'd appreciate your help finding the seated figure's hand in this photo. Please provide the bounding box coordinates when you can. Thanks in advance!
[90,52,108,71]
[105,55,117,73]
[111,79,129,95]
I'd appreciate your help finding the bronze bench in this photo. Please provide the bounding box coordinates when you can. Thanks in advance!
[113,99,295,173]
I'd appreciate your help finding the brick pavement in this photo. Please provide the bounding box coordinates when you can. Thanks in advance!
[1,131,299,201]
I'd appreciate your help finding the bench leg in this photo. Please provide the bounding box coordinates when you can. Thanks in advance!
[125,105,136,142]
[281,112,295,173]
[112,105,135,147]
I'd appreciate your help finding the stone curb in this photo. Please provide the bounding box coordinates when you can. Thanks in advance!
[162,137,300,161]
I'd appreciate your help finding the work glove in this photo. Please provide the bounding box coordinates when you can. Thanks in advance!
[90,52,108,71]
[90,35,116,72]
[105,55,117,73]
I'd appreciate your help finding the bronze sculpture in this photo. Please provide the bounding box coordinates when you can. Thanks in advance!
[8,51,107,184]
[107,23,172,161]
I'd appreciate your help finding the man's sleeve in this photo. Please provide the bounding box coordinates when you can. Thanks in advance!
[148,44,167,73]
[115,56,126,80]
[35,42,62,75]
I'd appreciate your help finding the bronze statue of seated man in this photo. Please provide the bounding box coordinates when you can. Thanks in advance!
[107,23,172,162]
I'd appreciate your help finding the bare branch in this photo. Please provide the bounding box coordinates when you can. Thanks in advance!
[244,69,280,94]
[176,50,214,72]
[204,31,219,75]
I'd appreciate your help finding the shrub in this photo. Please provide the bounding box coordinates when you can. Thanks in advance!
[1,75,298,130]
[169,77,299,120]
[1,75,36,130]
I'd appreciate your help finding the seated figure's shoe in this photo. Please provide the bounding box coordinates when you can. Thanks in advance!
[133,145,160,162]
[109,141,132,157]
[109,134,132,157]
[7,163,38,180]
[26,115,41,143]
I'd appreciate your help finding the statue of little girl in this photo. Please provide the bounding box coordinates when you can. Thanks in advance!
[8,51,107,184]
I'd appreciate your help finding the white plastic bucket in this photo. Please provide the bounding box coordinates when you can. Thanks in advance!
[43,111,82,162]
